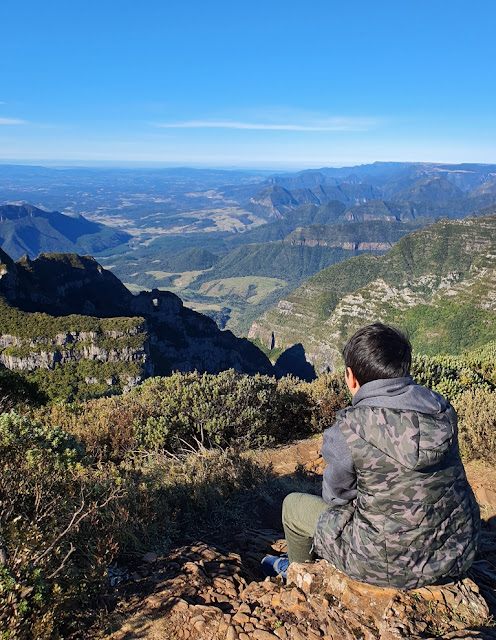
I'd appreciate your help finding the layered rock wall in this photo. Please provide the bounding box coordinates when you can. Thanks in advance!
[0,326,153,390]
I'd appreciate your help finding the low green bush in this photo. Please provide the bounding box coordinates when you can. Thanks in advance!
[132,370,316,451]
[406,350,496,461]
[411,352,495,403]
[37,370,349,462]
[25,359,144,403]
[0,413,123,639]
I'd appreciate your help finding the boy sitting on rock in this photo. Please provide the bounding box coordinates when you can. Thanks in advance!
[263,323,480,589]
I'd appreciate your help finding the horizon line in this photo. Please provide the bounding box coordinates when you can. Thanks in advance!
[1,158,495,172]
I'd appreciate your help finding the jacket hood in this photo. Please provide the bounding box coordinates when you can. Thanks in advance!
[347,378,455,471]
[352,376,449,414]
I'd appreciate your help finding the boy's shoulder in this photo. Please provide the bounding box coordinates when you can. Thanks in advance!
[334,402,457,468]
[337,403,416,427]
[336,400,456,434]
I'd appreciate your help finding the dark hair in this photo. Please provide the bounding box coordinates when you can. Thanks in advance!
[342,323,411,385]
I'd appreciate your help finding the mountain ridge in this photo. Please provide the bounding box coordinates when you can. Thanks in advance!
[0,204,131,260]
[249,214,496,372]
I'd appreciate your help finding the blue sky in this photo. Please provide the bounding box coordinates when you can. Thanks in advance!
[1,0,495,168]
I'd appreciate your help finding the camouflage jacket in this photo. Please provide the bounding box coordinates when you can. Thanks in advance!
[313,403,480,589]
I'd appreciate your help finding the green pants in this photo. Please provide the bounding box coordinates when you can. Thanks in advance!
[282,492,330,564]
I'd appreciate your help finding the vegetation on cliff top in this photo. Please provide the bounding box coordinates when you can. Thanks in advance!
[0,297,145,339]
[0,298,148,400]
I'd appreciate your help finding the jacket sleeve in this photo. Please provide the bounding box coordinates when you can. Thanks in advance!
[321,418,357,505]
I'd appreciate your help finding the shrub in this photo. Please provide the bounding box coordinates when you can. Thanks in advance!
[411,353,494,403]
[0,413,124,639]
[304,371,351,431]
[38,395,148,463]
[131,370,308,451]
[0,410,277,638]
[453,389,496,462]
[461,340,496,385]
[411,347,496,461]
[0,368,47,412]
[38,370,348,462]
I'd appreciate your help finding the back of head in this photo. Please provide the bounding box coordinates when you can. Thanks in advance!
[342,323,411,386]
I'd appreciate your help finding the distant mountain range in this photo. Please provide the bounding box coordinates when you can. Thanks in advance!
[248,183,382,217]
[390,176,464,202]
[244,175,496,219]
[0,204,131,259]
[222,161,496,204]
[249,213,496,373]
[3,162,496,339]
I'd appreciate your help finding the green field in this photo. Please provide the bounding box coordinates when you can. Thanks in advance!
[199,276,287,304]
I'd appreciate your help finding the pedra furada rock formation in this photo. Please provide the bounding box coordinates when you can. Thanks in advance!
[0,249,274,388]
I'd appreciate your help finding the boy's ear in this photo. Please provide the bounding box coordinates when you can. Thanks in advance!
[345,367,361,396]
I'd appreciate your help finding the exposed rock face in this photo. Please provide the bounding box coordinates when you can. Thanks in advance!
[0,251,274,385]
[284,232,392,251]
[287,561,490,639]
[250,186,298,218]
[131,289,274,376]
[344,199,416,222]
[0,327,152,375]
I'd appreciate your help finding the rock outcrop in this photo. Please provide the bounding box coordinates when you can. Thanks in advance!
[107,533,496,640]
[250,186,298,218]
[0,251,274,387]
[131,289,274,376]
[287,562,491,639]
[0,326,152,382]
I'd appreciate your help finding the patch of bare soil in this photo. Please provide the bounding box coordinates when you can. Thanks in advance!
[257,436,325,477]
[466,460,496,522]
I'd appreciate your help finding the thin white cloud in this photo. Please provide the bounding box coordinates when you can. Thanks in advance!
[152,118,378,132]
[0,118,26,125]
